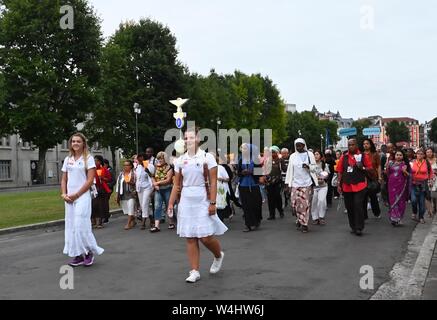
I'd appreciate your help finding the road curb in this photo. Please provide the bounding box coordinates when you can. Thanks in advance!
[402,215,437,299]
[371,214,437,300]
[0,209,123,236]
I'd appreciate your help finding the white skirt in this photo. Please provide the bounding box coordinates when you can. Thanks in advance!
[121,198,136,216]
[177,186,228,238]
[64,192,104,257]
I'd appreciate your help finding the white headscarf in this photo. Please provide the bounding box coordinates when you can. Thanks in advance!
[294,138,308,151]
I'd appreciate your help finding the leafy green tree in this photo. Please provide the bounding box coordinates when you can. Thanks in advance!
[0,0,102,183]
[285,111,338,151]
[386,120,409,145]
[186,70,287,146]
[86,19,187,159]
[352,118,373,146]
[0,72,9,136]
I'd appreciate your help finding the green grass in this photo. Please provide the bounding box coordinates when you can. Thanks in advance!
[0,190,118,229]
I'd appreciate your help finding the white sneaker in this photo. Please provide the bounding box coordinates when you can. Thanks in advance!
[185,270,200,283]
[210,251,225,274]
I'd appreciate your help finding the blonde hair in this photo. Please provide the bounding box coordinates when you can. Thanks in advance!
[156,151,168,164]
[68,132,90,168]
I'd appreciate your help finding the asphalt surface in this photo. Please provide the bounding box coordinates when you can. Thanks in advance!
[0,199,419,300]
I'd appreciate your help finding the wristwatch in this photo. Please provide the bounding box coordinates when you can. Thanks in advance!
[209,201,216,205]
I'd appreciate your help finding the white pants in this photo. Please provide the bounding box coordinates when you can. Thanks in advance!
[311,186,328,220]
[138,188,153,218]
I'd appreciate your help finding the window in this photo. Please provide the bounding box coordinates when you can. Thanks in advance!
[0,160,11,180]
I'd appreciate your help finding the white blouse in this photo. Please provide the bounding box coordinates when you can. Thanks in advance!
[62,155,95,194]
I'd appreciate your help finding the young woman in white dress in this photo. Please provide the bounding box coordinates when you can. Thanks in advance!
[167,128,228,283]
[61,133,104,267]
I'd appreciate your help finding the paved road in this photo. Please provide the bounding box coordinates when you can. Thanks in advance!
[0,200,419,300]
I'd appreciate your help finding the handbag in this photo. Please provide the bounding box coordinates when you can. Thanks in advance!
[234,183,240,199]
[367,179,381,193]
[90,184,98,199]
[331,173,338,187]
[83,156,98,199]
[216,181,228,210]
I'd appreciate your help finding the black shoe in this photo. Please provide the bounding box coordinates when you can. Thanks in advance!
[267,216,275,220]
[243,227,252,232]
[279,212,284,218]
[355,230,362,236]
[296,221,302,230]
[301,226,309,233]
[350,230,356,234]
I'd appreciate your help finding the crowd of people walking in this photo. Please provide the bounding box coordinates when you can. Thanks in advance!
[60,131,437,281]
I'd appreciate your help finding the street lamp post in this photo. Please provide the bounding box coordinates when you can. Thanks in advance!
[320,134,324,152]
[216,117,221,146]
[133,103,141,155]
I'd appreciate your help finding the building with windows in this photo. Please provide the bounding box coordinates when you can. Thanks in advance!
[422,120,437,149]
[0,134,120,188]
[380,117,420,148]
[310,106,354,150]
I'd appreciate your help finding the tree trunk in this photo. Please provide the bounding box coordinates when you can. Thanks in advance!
[36,147,47,184]
[111,147,117,173]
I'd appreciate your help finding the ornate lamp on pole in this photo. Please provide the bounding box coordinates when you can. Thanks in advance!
[133,103,141,155]
[320,134,324,152]
[170,98,189,154]
[216,117,221,145]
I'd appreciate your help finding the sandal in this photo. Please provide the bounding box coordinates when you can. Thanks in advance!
[168,224,175,230]
[150,227,161,233]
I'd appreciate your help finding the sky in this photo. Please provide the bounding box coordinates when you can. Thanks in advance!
[89,0,437,123]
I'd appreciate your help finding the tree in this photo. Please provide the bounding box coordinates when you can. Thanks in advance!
[352,118,373,146]
[186,70,287,146]
[85,19,187,159]
[386,120,409,145]
[0,71,9,136]
[430,118,437,145]
[0,0,102,183]
[285,111,338,151]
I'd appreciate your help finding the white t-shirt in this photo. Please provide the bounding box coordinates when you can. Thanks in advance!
[62,155,96,194]
[135,163,155,191]
[291,152,313,188]
[174,149,217,187]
